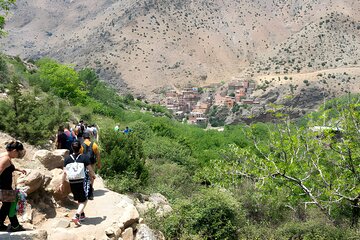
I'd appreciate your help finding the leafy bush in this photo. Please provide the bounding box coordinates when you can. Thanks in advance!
[145,161,196,199]
[99,129,148,192]
[160,188,245,240]
[127,120,154,140]
[1,77,68,146]
[275,220,359,240]
[33,58,88,104]
[143,136,191,165]
[0,54,9,90]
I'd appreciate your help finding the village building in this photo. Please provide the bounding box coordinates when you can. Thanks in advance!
[192,102,209,114]
[188,111,207,125]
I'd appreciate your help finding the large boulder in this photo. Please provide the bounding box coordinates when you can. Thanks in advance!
[17,169,45,194]
[121,227,134,240]
[117,198,140,229]
[135,224,164,240]
[135,193,172,217]
[46,168,71,200]
[33,149,68,171]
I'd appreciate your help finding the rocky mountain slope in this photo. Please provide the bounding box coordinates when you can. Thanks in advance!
[1,0,359,102]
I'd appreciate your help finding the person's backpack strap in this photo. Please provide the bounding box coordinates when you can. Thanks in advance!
[70,154,81,162]
[82,143,88,153]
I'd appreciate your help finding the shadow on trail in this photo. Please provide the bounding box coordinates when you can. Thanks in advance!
[81,216,107,225]
[93,189,108,197]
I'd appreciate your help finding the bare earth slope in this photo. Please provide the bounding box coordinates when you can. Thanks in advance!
[1,0,359,100]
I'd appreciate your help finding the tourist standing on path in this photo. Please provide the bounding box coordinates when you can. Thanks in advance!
[61,140,95,226]
[0,141,27,232]
[80,132,100,200]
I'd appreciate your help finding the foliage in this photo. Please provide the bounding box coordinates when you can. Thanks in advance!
[274,220,359,240]
[202,97,360,225]
[99,128,148,192]
[1,76,68,145]
[160,188,245,240]
[0,54,9,90]
[208,105,228,127]
[33,58,87,104]
[143,136,191,165]
[127,120,154,140]
[145,161,196,199]
[78,68,125,117]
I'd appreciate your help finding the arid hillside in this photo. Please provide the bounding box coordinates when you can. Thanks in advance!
[1,0,359,100]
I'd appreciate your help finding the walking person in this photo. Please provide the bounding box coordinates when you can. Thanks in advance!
[75,120,86,144]
[60,140,95,226]
[63,123,76,154]
[55,125,66,149]
[0,141,27,232]
[80,132,100,200]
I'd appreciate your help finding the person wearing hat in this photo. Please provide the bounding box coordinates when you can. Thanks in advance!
[0,141,27,232]
[80,132,100,200]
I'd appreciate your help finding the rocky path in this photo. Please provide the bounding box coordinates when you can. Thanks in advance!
[0,132,163,240]
[38,177,140,240]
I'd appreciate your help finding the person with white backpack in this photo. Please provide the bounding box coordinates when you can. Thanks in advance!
[60,140,95,226]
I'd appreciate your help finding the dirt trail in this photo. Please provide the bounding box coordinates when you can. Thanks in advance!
[38,177,133,240]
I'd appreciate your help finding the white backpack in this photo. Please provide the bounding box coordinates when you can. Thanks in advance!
[65,154,85,181]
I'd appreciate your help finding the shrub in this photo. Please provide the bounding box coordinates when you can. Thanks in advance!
[99,129,148,192]
[143,136,191,165]
[275,220,359,240]
[161,188,245,240]
[1,78,69,146]
[145,161,196,199]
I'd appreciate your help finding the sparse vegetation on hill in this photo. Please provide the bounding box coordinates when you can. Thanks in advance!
[2,0,359,100]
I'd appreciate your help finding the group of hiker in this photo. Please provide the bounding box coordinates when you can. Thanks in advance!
[57,120,101,226]
[0,119,103,230]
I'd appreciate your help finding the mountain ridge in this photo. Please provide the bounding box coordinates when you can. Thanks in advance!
[1,0,359,105]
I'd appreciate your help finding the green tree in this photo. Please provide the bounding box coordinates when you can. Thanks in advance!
[212,106,360,225]
[2,79,68,145]
[0,54,9,90]
[36,58,87,104]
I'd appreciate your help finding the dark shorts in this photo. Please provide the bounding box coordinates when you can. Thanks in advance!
[69,181,87,203]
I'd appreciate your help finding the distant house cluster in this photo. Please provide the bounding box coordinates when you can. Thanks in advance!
[214,80,259,108]
[159,79,258,126]
[164,87,201,113]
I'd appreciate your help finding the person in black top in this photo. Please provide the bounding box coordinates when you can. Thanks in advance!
[0,141,27,232]
[60,140,95,226]
[56,125,68,150]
